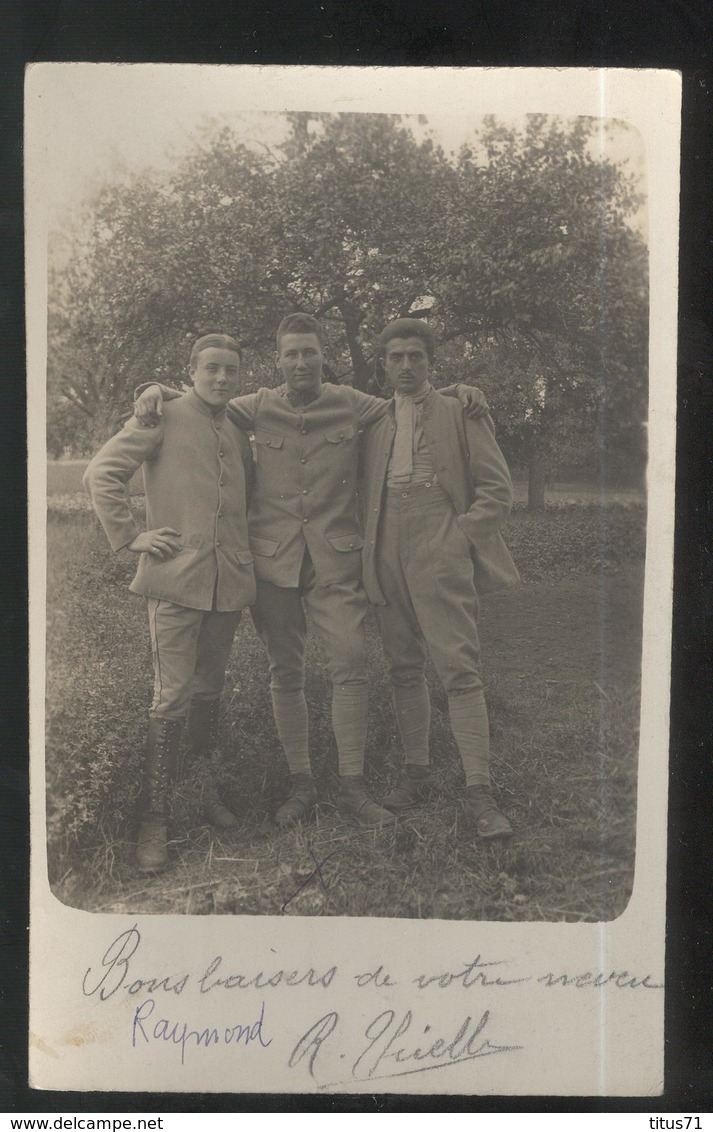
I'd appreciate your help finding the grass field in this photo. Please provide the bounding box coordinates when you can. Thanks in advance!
[45,496,645,921]
[48,459,145,498]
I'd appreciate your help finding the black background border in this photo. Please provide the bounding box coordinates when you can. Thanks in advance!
[2,0,711,1113]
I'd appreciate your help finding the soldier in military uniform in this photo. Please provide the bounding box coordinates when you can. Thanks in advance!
[135,314,485,830]
[84,334,255,871]
[360,319,519,838]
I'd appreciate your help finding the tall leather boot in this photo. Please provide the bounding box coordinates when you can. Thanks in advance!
[187,698,240,830]
[136,717,183,873]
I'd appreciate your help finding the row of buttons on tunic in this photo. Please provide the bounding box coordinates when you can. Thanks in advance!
[263,419,354,530]
[215,418,226,547]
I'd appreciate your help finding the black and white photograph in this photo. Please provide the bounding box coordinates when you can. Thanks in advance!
[43,75,647,920]
[27,64,678,1095]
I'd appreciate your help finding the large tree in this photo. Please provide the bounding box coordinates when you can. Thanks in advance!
[264,112,460,388]
[432,116,648,506]
[49,112,647,504]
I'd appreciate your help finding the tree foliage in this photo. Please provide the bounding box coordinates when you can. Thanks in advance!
[48,112,648,506]
[442,116,648,504]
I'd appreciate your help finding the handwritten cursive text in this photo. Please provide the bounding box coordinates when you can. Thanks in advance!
[132,997,272,1065]
[289,1006,521,1086]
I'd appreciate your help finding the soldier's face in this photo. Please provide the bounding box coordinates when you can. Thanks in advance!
[276,332,324,393]
[189,347,241,408]
[383,337,431,395]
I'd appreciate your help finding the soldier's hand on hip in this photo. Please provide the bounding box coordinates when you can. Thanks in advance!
[128,528,182,560]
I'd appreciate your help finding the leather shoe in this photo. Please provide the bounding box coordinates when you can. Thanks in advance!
[465,786,513,840]
[382,764,432,812]
[338,776,397,830]
[275,774,317,826]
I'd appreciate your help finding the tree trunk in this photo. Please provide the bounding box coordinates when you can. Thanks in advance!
[528,448,547,511]
[338,301,371,391]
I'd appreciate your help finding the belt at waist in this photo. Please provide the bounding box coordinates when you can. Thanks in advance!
[384,480,450,504]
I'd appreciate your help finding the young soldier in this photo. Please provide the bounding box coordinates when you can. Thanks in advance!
[361,318,519,838]
[134,314,487,830]
[83,334,256,872]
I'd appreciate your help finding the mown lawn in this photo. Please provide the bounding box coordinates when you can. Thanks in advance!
[46,499,645,921]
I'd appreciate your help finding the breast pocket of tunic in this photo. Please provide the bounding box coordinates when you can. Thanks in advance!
[253,429,288,488]
[327,533,364,553]
[324,424,357,474]
[325,424,356,446]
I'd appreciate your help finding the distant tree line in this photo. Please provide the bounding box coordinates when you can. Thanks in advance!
[48,112,648,508]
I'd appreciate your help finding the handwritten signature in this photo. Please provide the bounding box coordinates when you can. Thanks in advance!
[288,1007,522,1086]
[132,997,272,1065]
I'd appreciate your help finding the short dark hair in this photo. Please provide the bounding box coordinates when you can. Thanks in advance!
[377,318,436,362]
[275,313,325,352]
[189,333,242,366]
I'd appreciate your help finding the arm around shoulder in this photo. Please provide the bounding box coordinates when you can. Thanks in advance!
[347,385,390,428]
[225,391,260,431]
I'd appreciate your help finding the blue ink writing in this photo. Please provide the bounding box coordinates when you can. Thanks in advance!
[132,998,272,1064]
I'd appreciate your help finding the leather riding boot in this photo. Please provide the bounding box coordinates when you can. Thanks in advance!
[464,785,513,840]
[187,698,240,831]
[382,764,433,812]
[274,773,317,827]
[337,776,397,830]
[136,717,183,873]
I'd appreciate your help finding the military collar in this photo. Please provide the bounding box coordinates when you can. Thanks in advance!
[280,382,324,409]
[185,387,228,419]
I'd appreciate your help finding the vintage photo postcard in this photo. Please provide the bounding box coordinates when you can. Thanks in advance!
[26,64,680,1094]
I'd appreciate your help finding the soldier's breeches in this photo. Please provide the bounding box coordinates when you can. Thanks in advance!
[253,564,369,770]
[147,599,242,719]
[374,485,491,785]
[374,483,482,696]
[252,567,369,692]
